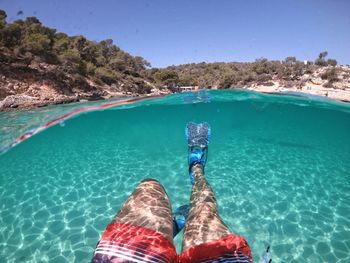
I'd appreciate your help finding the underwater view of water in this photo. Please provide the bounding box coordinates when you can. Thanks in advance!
[1,90,350,262]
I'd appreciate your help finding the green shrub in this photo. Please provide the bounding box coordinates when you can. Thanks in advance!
[242,73,256,84]
[315,58,327,66]
[323,81,334,88]
[321,68,338,82]
[327,59,337,66]
[133,78,152,94]
[257,73,272,83]
[95,67,117,84]
[58,49,81,65]
[85,62,96,75]
[264,81,275,86]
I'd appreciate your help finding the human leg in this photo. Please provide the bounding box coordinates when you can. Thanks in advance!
[113,178,173,241]
[180,164,252,262]
[92,179,177,263]
[182,164,231,251]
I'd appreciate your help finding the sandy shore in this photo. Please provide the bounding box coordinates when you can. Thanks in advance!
[246,66,350,102]
[246,83,350,103]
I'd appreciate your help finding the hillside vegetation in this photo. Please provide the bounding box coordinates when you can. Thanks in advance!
[0,10,152,83]
[148,53,343,91]
[0,10,157,109]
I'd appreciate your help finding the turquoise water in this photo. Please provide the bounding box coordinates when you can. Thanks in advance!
[0,98,125,150]
[1,90,350,262]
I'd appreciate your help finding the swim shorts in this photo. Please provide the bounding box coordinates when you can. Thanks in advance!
[92,223,252,263]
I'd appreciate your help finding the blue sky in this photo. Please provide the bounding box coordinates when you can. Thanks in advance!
[2,0,350,67]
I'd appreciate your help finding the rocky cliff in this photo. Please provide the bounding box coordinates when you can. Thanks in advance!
[0,51,165,110]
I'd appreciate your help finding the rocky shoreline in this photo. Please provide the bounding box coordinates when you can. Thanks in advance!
[0,57,168,111]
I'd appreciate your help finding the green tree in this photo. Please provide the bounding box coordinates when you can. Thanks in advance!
[315,51,328,66]
[319,51,328,59]
[0,9,7,29]
[178,74,197,86]
[133,56,151,71]
[252,58,271,74]
[154,69,179,90]
[22,33,51,55]
[99,39,118,59]
[80,41,98,64]
[53,33,70,53]
[109,57,127,72]
[0,21,23,48]
[73,36,87,52]
[58,48,85,74]
[24,16,41,25]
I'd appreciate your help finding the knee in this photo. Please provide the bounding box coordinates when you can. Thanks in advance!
[141,178,161,184]
[139,178,166,193]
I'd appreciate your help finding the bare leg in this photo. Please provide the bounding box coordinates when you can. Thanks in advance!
[92,179,176,263]
[113,178,173,242]
[182,164,231,251]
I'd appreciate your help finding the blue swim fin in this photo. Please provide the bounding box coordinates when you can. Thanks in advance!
[172,204,190,237]
[185,122,211,148]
